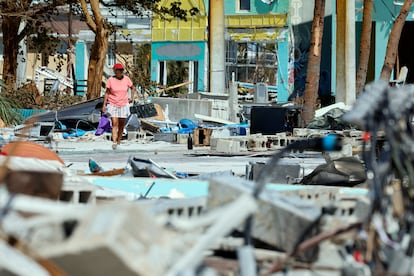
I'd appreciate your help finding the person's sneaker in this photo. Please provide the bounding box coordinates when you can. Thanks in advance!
[112,143,117,150]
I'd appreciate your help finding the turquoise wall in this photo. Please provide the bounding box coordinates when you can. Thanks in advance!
[224,0,289,15]
[375,21,392,80]
[151,41,207,92]
[75,41,86,81]
[354,1,414,80]
[356,1,414,22]
[277,40,289,103]
[75,41,87,80]
[75,40,87,95]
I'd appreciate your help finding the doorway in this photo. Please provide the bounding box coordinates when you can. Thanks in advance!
[158,60,198,95]
[398,21,414,83]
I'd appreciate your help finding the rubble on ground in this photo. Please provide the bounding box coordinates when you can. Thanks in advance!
[4,83,414,275]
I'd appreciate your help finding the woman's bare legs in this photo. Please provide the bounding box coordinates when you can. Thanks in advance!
[111,117,119,149]
[117,118,126,144]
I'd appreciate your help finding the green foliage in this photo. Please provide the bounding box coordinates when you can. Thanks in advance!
[0,94,22,126]
[130,44,152,89]
[166,60,188,97]
[100,0,200,20]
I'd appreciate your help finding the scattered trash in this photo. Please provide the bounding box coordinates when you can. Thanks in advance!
[300,156,366,186]
[307,107,355,130]
[88,158,103,173]
[95,112,111,136]
[6,80,414,275]
[129,157,178,179]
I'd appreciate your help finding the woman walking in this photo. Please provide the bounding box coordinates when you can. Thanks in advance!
[103,63,136,150]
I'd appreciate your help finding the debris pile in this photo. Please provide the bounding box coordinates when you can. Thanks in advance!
[3,80,414,275]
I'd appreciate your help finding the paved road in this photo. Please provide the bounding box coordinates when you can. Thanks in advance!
[58,141,268,175]
[57,140,325,177]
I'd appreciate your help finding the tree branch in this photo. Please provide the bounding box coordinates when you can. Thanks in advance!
[17,24,29,42]
[89,0,104,29]
[15,0,66,41]
[79,0,97,32]
[0,0,65,17]
[99,0,118,7]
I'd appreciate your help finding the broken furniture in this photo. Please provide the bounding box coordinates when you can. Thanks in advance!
[389,65,408,87]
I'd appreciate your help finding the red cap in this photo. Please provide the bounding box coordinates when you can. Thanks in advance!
[113,63,124,70]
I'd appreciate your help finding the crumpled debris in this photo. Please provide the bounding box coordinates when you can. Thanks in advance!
[307,108,355,130]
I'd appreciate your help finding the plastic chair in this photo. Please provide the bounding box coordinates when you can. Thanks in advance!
[390,66,408,87]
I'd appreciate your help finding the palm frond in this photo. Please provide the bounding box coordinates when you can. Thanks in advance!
[0,94,23,126]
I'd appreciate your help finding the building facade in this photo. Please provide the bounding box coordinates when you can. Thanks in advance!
[150,0,208,94]
[292,0,414,102]
[224,0,291,102]
[1,0,293,102]
[150,0,292,102]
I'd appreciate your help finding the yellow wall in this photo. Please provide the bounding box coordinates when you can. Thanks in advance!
[152,0,208,41]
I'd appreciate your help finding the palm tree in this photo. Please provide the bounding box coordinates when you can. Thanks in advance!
[380,0,414,81]
[356,0,374,94]
[0,94,22,126]
[302,0,325,125]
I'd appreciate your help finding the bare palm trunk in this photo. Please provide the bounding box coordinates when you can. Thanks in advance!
[302,0,325,125]
[2,16,22,89]
[79,0,112,99]
[86,28,109,99]
[356,0,374,94]
[380,0,414,81]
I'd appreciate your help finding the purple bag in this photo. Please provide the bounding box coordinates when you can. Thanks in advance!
[95,115,112,136]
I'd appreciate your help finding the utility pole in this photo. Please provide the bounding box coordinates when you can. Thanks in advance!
[68,2,73,79]
[209,0,226,94]
[336,0,356,105]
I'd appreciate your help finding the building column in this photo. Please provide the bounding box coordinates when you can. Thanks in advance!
[336,0,356,105]
[209,0,226,94]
